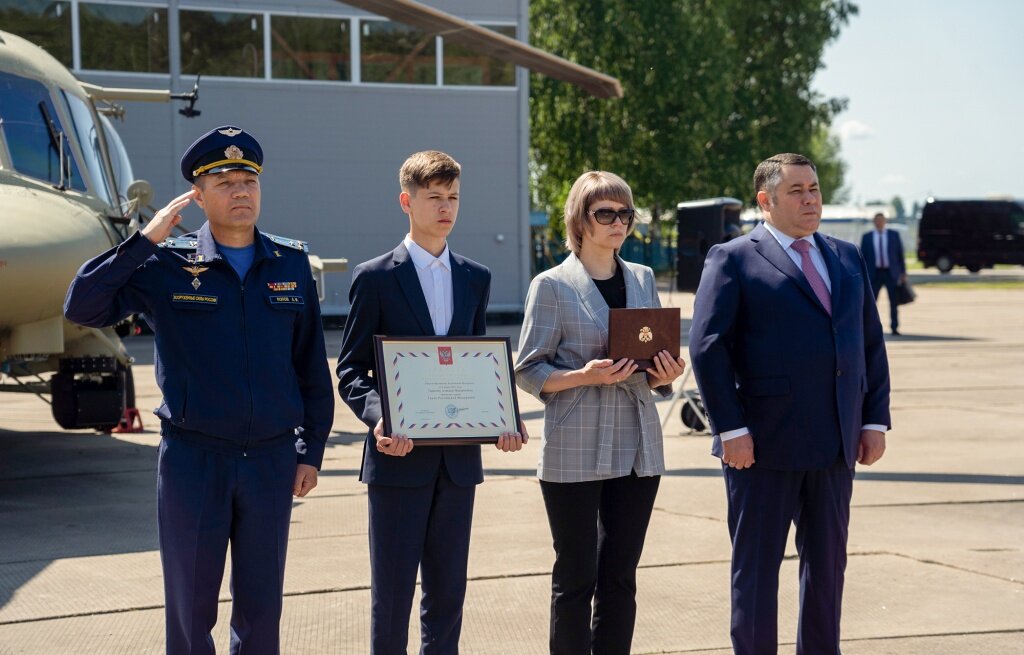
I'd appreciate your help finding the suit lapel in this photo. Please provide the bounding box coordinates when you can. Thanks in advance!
[752,224,823,312]
[391,244,436,336]
[448,252,471,336]
[563,253,609,339]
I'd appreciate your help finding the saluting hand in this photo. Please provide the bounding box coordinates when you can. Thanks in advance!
[142,189,196,244]
[374,417,414,457]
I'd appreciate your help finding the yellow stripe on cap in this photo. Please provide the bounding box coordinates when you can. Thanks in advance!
[192,158,263,178]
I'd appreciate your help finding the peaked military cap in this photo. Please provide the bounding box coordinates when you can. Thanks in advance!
[180,125,263,182]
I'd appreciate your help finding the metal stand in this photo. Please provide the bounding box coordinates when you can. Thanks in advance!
[660,367,709,432]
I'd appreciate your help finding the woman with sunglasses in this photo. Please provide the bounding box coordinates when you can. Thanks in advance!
[515,171,686,654]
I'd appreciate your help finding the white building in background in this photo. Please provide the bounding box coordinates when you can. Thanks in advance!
[741,204,908,246]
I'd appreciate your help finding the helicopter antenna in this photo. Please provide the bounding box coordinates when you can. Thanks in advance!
[171,75,202,118]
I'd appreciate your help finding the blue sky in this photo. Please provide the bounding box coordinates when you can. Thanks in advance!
[813,0,1024,209]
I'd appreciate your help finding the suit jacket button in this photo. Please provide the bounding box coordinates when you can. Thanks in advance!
[836,369,842,376]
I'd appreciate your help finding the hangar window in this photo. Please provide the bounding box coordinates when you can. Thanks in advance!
[270,15,351,82]
[79,3,169,73]
[0,0,72,67]
[443,24,516,87]
[0,71,85,191]
[360,20,436,85]
[180,9,264,78]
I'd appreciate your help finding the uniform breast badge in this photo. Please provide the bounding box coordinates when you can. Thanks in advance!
[639,326,653,343]
[182,265,210,290]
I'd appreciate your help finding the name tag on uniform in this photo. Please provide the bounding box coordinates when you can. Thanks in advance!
[171,293,219,306]
[269,295,304,306]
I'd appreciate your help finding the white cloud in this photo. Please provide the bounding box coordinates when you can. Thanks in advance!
[880,174,907,185]
[837,119,875,141]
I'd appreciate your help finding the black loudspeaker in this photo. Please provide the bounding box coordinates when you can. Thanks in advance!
[676,197,744,292]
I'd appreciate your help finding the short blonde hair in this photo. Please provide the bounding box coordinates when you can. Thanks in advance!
[563,171,635,255]
[399,150,461,193]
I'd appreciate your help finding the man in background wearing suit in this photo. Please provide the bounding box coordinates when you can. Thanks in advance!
[860,212,907,335]
[336,151,525,655]
[689,153,891,655]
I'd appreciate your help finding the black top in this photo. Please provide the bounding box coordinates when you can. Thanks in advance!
[593,264,627,309]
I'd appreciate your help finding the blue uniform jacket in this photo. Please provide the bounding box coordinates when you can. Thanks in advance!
[688,224,891,470]
[64,223,335,468]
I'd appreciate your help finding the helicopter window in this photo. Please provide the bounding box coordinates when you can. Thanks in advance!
[79,3,169,73]
[98,113,134,205]
[62,91,115,206]
[0,1,72,67]
[0,71,85,191]
[180,10,264,78]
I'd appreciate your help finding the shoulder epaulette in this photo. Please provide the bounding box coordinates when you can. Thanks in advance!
[264,233,308,253]
[158,236,199,249]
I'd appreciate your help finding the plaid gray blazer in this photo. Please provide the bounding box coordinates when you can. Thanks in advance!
[515,253,671,483]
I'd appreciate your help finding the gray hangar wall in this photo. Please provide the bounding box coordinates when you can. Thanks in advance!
[79,0,531,317]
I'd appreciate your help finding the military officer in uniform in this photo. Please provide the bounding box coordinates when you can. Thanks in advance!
[64,126,335,655]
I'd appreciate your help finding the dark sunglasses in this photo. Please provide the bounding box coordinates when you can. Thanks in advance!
[589,207,636,225]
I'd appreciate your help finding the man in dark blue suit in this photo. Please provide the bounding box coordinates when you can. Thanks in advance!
[336,151,525,655]
[689,153,891,655]
[860,212,907,335]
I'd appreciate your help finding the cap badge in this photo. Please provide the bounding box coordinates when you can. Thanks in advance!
[224,145,244,160]
[639,326,653,343]
[218,127,242,137]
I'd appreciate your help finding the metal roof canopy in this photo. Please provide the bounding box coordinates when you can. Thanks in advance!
[336,0,623,98]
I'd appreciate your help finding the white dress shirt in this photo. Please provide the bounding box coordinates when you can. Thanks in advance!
[717,223,885,442]
[873,230,888,268]
[403,235,453,336]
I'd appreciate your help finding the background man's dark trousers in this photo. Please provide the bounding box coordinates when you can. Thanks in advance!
[868,266,900,333]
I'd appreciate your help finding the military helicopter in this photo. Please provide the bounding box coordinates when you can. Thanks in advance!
[0,29,201,431]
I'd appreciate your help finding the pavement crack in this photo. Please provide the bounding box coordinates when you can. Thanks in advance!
[851,550,1024,586]
[855,498,1023,508]
[653,507,726,523]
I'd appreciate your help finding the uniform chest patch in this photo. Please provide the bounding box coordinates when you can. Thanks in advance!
[268,295,304,306]
[268,281,298,292]
[171,293,219,306]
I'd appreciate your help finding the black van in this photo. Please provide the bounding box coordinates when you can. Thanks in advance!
[917,199,1024,273]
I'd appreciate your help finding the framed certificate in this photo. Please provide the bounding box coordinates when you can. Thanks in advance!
[373,336,522,445]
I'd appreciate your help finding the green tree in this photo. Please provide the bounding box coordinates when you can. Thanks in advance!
[809,127,849,204]
[891,195,906,220]
[530,0,857,234]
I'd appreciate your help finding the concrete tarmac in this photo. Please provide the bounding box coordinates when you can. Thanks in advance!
[1,272,1022,654]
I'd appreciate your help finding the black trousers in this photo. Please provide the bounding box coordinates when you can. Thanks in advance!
[869,266,900,331]
[539,471,661,655]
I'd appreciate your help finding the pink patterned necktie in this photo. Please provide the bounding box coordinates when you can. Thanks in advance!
[790,239,832,316]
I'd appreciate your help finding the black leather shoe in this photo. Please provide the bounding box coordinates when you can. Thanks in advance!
[891,329,901,336]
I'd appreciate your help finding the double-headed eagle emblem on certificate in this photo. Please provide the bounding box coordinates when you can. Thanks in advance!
[638,326,653,343]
